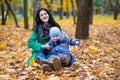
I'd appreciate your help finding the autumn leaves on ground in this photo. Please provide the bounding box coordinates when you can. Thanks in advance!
[0,16,120,80]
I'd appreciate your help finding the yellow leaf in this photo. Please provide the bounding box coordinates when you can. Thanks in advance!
[88,45,98,54]
[70,62,80,70]
[10,76,15,80]
[17,42,22,47]
[89,45,95,50]
[0,75,10,80]
[68,77,78,80]
[113,52,118,58]
[49,75,60,80]
[30,57,35,65]
[16,52,21,57]
[112,44,117,48]
[0,42,7,49]
[31,71,37,75]
[94,70,101,75]
[13,36,19,42]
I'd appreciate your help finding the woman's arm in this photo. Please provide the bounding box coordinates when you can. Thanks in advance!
[27,31,42,51]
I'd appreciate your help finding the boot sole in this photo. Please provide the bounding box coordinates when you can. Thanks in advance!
[42,64,53,73]
[53,57,61,70]
[40,59,53,68]
[36,57,42,65]
[39,57,61,70]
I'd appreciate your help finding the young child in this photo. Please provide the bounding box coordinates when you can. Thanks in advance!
[36,27,80,72]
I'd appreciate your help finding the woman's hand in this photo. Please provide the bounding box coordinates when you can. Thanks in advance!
[42,43,50,50]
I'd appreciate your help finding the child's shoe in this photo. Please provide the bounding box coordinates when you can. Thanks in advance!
[35,56,42,65]
[40,56,61,70]
[42,64,53,73]
[53,57,61,70]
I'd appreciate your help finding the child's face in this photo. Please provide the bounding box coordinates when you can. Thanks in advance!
[51,36,60,41]
[39,10,49,23]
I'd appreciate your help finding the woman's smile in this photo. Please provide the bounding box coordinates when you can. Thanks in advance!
[39,10,49,23]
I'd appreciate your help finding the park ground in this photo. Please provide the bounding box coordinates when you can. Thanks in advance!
[0,15,120,80]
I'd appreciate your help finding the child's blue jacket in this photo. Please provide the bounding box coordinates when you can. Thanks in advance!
[48,32,79,66]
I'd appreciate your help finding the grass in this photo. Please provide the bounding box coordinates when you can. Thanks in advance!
[94,14,120,20]
[0,14,120,25]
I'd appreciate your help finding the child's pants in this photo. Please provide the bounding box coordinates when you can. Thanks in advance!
[50,54,71,66]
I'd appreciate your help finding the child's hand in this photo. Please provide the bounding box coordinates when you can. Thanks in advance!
[75,40,80,45]
[42,43,50,50]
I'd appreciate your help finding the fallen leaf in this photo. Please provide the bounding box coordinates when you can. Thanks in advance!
[48,75,60,80]
[88,45,99,54]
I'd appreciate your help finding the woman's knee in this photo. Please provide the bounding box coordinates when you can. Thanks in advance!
[36,52,46,59]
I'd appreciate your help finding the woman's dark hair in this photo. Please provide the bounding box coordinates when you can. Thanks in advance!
[34,8,61,30]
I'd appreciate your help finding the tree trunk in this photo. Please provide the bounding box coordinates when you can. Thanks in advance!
[1,1,5,25]
[71,0,76,25]
[66,0,70,19]
[89,0,93,24]
[33,0,40,25]
[4,9,9,24]
[60,0,63,20]
[5,0,19,27]
[114,0,119,20]
[109,0,119,20]
[1,0,8,25]
[109,0,113,11]
[66,5,70,19]
[75,0,92,39]
[24,0,29,29]
[101,0,104,15]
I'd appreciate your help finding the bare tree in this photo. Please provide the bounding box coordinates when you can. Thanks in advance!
[71,0,76,24]
[60,0,63,20]
[33,0,40,25]
[5,0,19,27]
[66,0,70,19]
[1,0,5,25]
[101,0,105,15]
[89,0,93,24]
[24,0,28,29]
[109,0,119,20]
[75,0,93,39]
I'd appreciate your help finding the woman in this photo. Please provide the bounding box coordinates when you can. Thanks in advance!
[26,8,61,73]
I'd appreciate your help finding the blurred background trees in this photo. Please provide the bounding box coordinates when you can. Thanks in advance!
[0,0,120,39]
[0,0,19,27]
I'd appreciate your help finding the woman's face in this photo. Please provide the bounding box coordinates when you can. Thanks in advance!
[39,10,49,23]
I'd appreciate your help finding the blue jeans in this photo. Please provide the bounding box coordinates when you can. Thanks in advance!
[36,52,52,59]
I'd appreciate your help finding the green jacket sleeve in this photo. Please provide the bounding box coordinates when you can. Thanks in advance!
[27,31,42,52]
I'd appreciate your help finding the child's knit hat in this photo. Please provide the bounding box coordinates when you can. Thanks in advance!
[50,27,61,37]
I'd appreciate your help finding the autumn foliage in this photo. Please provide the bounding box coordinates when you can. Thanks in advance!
[0,17,120,80]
